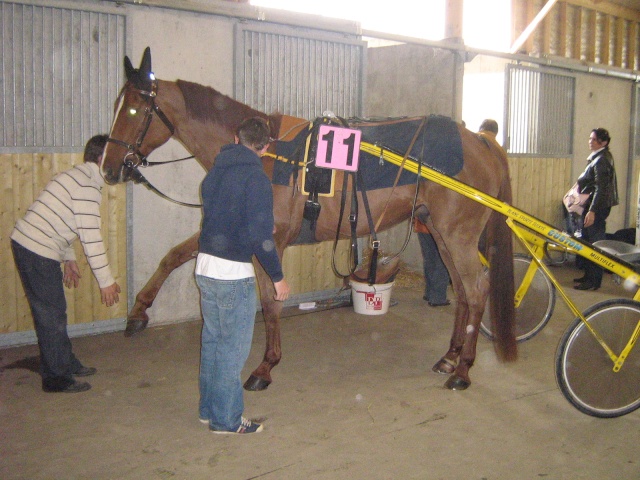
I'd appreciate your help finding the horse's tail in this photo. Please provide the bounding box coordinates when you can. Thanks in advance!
[486,170,518,362]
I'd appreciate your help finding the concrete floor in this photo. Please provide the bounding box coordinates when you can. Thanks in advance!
[1,263,639,480]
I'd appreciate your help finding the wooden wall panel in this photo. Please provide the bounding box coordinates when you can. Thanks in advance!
[281,240,351,295]
[0,151,575,331]
[508,156,573,254]
[631,159,640,228]
[0,153,127,334]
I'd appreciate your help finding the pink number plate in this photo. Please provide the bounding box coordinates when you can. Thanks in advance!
[315,125,361,172]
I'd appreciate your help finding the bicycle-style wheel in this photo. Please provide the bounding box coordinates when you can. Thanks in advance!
[480,254,555,342]
[555,299,640,418]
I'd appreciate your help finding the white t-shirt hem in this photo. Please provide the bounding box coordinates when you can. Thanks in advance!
[195,252,255,280]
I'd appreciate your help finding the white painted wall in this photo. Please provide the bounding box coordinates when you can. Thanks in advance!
[573,74,632,233]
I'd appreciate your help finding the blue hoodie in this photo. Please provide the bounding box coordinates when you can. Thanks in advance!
[199,143,283,282]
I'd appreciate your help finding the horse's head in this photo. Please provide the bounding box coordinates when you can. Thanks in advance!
[102,47,175,185]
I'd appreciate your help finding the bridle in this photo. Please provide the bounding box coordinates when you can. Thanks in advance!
[106,77,201,208]
[106,78,178,169]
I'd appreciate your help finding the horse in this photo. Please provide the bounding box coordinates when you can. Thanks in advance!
[102,47,516,391]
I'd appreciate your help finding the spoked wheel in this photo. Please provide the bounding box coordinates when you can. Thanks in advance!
[480,254,555,343]
[555,299,640,418]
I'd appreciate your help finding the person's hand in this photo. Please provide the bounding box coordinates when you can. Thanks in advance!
[273,279,290,302]
[63,261,81,289]
[100,282,121,307]
[584,211,595,228]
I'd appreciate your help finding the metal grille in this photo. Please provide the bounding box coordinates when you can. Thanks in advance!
[0,1,125,152]
[234,23,364,119]
[506,65,575,156]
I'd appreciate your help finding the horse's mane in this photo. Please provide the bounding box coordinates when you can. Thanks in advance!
[176,80,280,136]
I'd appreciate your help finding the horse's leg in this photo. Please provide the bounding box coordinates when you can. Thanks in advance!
[243,265,283,391]
[431,269,473,375]
[431,204,515,389]
[443,272,489,390]
[125,231,200,336]
[426,204,490,387]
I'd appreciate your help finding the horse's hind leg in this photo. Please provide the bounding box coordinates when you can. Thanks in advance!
[445,284,488,390]
[431,272,488,389]
[125,232,200,336]
[428,222,490,389]
[432,291,468,375]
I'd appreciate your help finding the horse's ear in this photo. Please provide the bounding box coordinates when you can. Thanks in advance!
[124,55,135,81]
[139,47,152,78]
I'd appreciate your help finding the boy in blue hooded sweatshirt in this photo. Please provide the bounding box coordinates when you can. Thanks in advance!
[196,117,289,434]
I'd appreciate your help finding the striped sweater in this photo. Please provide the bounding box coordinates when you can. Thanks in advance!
[11,162,115,288]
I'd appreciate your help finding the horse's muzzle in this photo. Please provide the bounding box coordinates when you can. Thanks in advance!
[101,164,121,185]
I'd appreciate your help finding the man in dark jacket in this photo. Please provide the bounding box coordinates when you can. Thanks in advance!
[195,117,289,434]
[574,127,618,290]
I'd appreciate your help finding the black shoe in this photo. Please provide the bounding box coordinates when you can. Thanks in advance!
[574,282,600,291]
[428,300,451,307]
[573,275,588,283]
[43,380,91,393]
[73,366,97,377]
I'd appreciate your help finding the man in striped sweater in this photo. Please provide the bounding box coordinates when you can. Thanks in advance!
[11,134,121,393]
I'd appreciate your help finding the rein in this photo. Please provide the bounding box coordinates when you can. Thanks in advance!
[107,78,201,208]
[129,169,202,208]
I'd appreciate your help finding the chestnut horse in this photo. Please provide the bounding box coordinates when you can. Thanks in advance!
[102,47,516,391]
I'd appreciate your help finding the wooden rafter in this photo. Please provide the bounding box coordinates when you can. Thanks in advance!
[511,0,560,53]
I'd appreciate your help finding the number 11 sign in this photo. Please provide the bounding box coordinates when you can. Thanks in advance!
[315,125,361,172]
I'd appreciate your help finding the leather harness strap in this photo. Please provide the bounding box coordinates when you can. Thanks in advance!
[374,116,427,232]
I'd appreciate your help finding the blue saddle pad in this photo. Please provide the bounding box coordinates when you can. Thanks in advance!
[271,115,464,190]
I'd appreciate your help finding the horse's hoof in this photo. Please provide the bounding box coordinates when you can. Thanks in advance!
[243,375,271,391]
[445,375,470,390]
[432,358,456,375]
[124,318,148,337]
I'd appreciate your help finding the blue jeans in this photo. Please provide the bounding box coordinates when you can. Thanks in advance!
[11,240,83,388]
[417,233,450,304]
[196,274,257,431]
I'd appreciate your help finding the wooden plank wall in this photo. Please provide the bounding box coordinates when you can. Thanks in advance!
[0,153,573,334]
[282,240,351,295]
[508,156,573,227]
[508,156,573,253]
[632,158,640,230]
[0,153,127,334]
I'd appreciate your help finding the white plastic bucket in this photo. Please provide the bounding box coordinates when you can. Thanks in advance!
[350,280,394,315]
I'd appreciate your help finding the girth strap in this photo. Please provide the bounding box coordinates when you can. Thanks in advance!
[332,171,359,278]
[357,173,380,285]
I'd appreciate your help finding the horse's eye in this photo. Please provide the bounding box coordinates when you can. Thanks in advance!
[128,108,138,116]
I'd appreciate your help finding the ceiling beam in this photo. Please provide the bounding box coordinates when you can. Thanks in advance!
[510,0,559,53]
[566,0,640,21]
